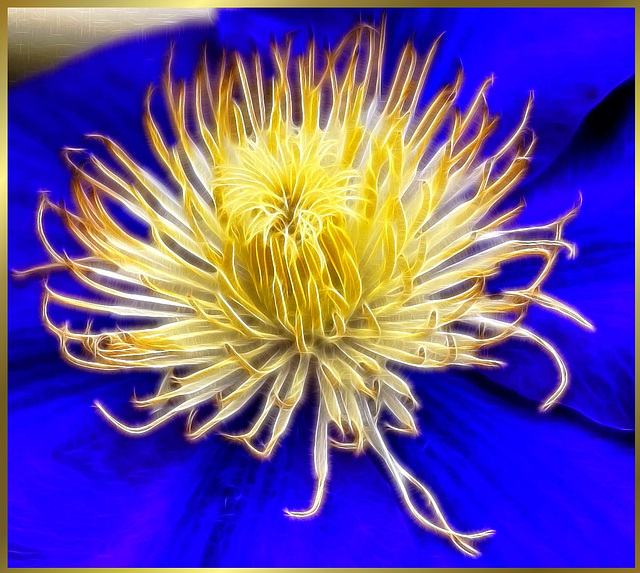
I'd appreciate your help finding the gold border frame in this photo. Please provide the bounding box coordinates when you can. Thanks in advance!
[1,3,637,571]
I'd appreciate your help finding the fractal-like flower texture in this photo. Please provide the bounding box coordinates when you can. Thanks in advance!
[26,21,592,554]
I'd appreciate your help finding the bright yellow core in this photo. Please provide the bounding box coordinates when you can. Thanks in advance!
[214,130,363,349]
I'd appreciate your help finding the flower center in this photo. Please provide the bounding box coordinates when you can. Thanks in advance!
[213,130,363,350]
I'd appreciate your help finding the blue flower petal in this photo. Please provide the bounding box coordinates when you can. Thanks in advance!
[216,8,634,176]
[10,364,633,566]
[484,76,634,430]
[176,373,633,567]
[9,353,243,566]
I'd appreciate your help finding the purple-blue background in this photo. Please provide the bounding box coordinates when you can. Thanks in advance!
[8,8,635,567]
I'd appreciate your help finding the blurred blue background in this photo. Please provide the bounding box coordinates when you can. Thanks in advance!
[8,8,635,567]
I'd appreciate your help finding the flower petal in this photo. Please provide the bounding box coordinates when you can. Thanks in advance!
[9,364,634,566]
[184,372,632,567]
[216,8,634,176]
[9,349,247,566]
[485,76,634,430]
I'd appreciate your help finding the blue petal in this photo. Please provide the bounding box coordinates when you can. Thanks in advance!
[9,354,252,566]
[199,371,633,567]
[216,8,634,176]
[484,77,634,430]
[183,372,633,567]
[9,364,633,566]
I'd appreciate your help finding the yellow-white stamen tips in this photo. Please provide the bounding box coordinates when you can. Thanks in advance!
[24,21,591,555]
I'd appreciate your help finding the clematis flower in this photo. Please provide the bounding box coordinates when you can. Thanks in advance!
[8,8,634,567]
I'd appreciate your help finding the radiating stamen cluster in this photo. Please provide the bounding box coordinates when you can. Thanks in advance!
[21,21,592,556]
